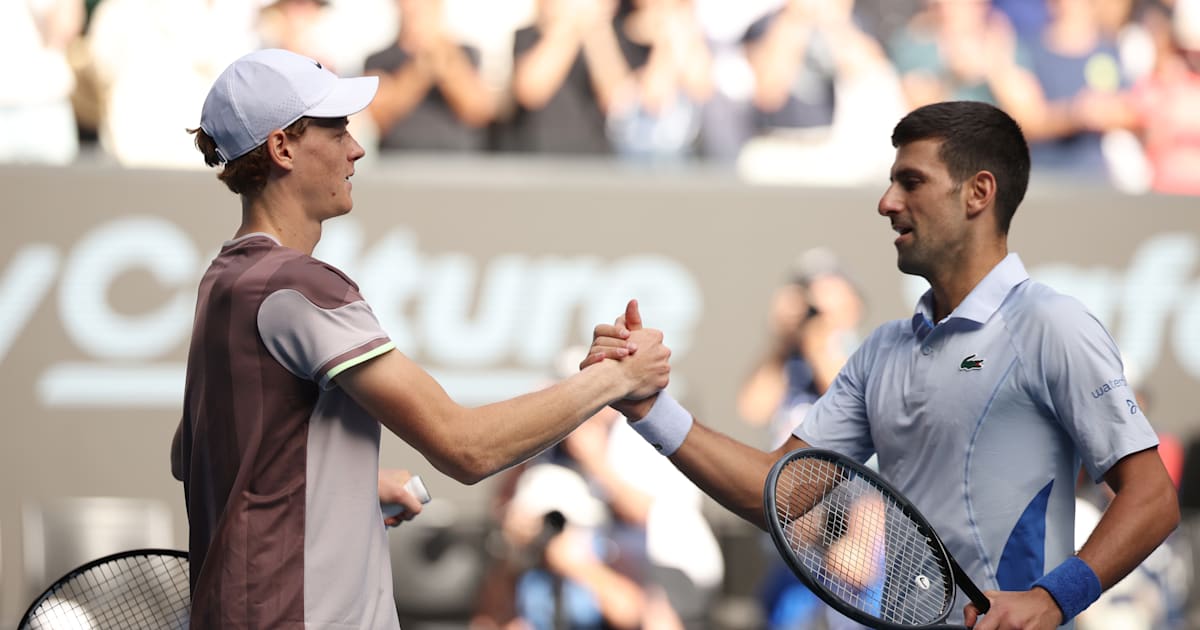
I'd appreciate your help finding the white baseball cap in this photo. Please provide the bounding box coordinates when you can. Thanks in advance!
[200,48,379,163]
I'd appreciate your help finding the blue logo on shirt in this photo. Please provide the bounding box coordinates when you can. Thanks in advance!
[1090,377,1127,399]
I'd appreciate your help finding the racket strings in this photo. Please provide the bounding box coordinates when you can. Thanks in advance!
[775,458,952,626]
[24,554,190,630]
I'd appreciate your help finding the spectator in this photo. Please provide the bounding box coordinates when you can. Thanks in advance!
[475,349,723,630]
[489,460,649,630]
[503,0,631,155]
[737,250,865,449]
[561,404,725,628]
[887,0,1045,127]
[86,0,259,168]
[1126,0,1200,195]
[259,0,400,76]
[736,250,868,630]
[0,0,84,165]
[1094,0,1156,81]
[994,0,1053,38]
[1019,0,1133,180]
[691,0,775,161]
[736,0,907,185]
[363,0,497,152]
[475,433,686,630]
[257,0,338,70]
[851,0,924,49]
[745,0,839,133]
[606,0,714,160]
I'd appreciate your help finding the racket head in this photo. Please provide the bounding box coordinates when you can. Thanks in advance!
[763,448,961,630]
[18,548,189,630]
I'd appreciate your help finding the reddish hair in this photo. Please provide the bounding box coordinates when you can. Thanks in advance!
[188,118,312,196]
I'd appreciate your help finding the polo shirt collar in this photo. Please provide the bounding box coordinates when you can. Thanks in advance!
[224,232,282,247]
[911,253,1030,334]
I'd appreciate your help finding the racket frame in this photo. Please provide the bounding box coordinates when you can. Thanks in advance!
[18,547,189,630]
[763,448,990,630]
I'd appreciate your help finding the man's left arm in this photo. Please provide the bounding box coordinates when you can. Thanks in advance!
[1046,295,1183,613]
[967,448,1179,629]
[968,295,1181,629]
[1078,446,1180,592]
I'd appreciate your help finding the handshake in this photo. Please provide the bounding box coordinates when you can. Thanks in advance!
[579,299,673,421]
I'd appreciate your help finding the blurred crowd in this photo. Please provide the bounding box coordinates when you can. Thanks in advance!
[4,0,1200,194]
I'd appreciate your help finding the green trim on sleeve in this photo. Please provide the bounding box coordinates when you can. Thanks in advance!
[321,341,396,389]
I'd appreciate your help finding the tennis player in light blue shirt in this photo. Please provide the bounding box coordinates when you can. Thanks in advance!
[793,251,1160,627]
[584,101,1179,630]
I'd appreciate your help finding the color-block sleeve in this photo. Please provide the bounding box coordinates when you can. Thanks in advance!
[1026,294,1159,481]
[792,327,880,463]
[257,271,394,391]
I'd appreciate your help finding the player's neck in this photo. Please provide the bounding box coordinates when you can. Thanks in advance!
[927,243,1008,321]
[238,194,322,255]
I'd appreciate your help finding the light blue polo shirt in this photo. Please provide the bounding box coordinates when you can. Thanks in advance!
[793,253,1159,624]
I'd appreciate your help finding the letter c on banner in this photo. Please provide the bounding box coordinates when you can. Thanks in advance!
[58,216,198,359]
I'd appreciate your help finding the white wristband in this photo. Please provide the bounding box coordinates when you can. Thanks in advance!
[628,393,693,455]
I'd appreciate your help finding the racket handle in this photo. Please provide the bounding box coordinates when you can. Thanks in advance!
[381,475,431,518]
[948,552,991,614]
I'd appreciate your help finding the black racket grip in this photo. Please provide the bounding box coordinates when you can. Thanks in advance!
[948,553,991,614]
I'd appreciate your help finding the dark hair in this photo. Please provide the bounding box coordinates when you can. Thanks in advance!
[891,101,1030,234]
[188,118,312,197]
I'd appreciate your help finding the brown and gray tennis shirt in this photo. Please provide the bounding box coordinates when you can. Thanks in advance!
[171,233,399,629]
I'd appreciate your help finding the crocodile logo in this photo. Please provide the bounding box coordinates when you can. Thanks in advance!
[960,354,984,371]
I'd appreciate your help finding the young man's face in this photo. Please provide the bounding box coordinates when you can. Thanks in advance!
[877,138,969,279]
[292,118,365,220]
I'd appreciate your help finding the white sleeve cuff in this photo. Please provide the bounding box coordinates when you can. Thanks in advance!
[628,393,693,456]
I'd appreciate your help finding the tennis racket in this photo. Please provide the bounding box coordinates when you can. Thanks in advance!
[381,474,432,518]
[18,548,189,630]
[764,448,990,630]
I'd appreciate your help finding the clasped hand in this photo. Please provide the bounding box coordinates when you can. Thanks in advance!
[580,299,671,417]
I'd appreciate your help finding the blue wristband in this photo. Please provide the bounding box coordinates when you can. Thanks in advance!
[628,393,693,455]
[1032,556,1103,623]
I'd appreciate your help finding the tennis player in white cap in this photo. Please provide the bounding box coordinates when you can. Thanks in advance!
[172,49,671,629]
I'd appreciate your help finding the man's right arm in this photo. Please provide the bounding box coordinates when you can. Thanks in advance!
[364,55,435,133]
[512,22,585,110]
[590,302,809,529]
[336,327,669,485]
[668,419,807,529]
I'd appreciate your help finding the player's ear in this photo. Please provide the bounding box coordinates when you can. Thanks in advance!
[265,129,294,171]
[964,170,996,220]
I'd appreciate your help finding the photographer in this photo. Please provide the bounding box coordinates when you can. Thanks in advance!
[474,346,722,630]
[474,460,651,630]
[735,250,868,630]
[737,249,866,448]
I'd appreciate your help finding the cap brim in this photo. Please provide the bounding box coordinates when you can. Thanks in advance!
[304,75,379,119]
